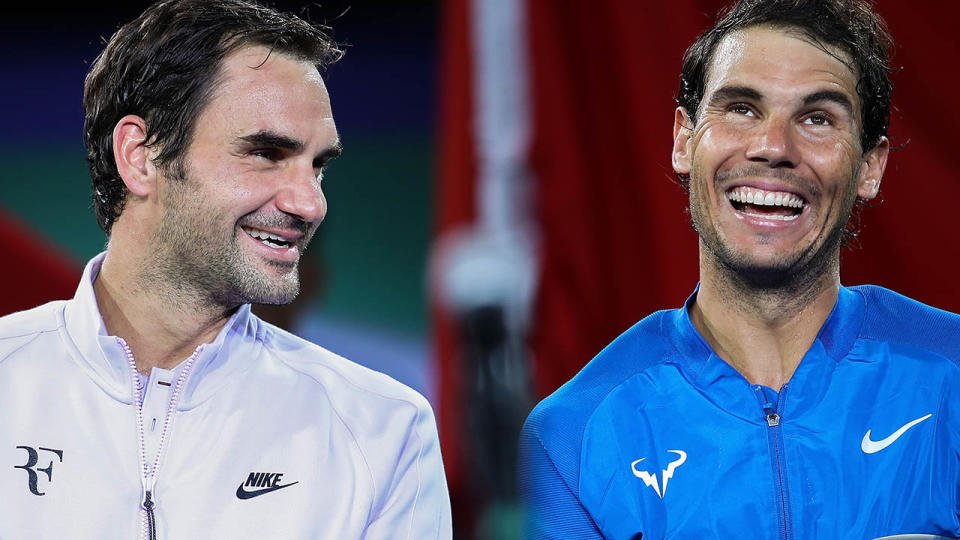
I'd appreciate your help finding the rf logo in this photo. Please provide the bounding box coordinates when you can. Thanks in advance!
[14,446,64,496]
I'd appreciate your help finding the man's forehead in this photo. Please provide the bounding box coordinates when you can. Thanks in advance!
[199,44,336,146]
[704,25,858,98]
[219,45,326,91]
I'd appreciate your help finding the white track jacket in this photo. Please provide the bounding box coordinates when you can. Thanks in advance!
[0,254,452,539]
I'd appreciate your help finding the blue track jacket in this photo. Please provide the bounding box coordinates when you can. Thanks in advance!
[520,286,960,539]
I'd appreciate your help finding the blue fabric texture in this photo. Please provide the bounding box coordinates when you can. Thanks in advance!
[519,286,960,539]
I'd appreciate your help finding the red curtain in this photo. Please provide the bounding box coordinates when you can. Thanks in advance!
[433,0,478,526]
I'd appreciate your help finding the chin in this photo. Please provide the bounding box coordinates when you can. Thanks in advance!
[252,279,300,306]
[224,265,301,306]
[725,261,802,290]
[720,242,838,293]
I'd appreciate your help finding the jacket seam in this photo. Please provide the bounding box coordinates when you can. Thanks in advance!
[402,405,424,539]
[935,381,955,522]
[538,432,603,536]
[0,331,48,366]
[274,353,428,526]
[576,331,676,494]
[855,335,960,370]
[278,362,378,523]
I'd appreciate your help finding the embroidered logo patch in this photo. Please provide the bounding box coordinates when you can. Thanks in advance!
[236,472,299,500]
[14,445,64,496]
[631,450,686,498]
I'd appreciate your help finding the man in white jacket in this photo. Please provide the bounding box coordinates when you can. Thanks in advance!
[0,1,451,538]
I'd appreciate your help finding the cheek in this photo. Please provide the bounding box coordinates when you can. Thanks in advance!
[691,120,742,168]
[804,138,861,192]
[223,179,272,211]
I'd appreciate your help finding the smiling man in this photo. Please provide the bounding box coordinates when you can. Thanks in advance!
[520,1,960,538]
[0,1,450,538]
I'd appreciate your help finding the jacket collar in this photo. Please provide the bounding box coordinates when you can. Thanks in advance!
[667,284,866,423]
[62,253,264,407]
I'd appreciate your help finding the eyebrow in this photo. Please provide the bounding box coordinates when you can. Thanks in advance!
[237,130,343,165]
[237,131,304,152]
[802,90,854,115]
[706,85,763,107]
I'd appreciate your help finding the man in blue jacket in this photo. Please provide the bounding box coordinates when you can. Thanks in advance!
[519,0,960,538]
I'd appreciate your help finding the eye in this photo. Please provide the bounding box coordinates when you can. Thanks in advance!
[729,103,755,117]
[802,113,832,126]
[248,148,283,161]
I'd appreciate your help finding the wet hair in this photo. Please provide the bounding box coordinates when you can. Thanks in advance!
[83,0,343,234]
[678,0,893,153]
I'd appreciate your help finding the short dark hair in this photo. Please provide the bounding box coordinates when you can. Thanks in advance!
[678,0,893,153]
[84,0,343,234]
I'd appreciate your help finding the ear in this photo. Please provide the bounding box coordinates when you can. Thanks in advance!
[856,136,889,200]
[672,107,694,177]
[112,115,157,198]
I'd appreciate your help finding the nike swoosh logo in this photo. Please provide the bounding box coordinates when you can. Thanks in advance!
[236,481,299,500]
[861,413,932,454]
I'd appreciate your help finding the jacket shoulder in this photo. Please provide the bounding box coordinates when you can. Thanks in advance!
[259,320,434,416]
[0,301,64,338]
[854,285,960,363]
[522,309,677,492]
[251,318,449,531]
[0,301,66,363]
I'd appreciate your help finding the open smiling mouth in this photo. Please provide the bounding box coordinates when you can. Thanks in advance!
[241,226,294,249]
[725,187,806,222]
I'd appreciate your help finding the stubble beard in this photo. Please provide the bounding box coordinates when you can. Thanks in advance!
[142,163,302,311]
[688,167,860,300]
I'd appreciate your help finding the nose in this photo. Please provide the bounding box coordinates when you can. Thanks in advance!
[274,163,327,224]
[745,116,800,168]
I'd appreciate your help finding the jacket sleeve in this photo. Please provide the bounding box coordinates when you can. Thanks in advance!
[519,415,604,539]
[362,397,452,540]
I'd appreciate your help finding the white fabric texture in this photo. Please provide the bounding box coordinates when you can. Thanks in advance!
[0,253,451,539]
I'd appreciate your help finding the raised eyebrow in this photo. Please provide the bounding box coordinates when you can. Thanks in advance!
[802,90,854,115]
[314,140,343,168]
[707,85,763,107]
[236,131,304,152]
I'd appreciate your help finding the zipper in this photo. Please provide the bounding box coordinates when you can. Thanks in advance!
[756,384,793,540]
[144,490,156,540]
[119,337,203,540]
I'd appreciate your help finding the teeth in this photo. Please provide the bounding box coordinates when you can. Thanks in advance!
[726,187,804,208]
[242,226,290,248]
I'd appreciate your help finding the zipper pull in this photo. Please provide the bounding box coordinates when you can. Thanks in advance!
[763,402,780,426]
[756,387,781,427]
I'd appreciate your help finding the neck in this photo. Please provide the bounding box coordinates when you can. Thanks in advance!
[94,246,236,375]
[689,244,840,389]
